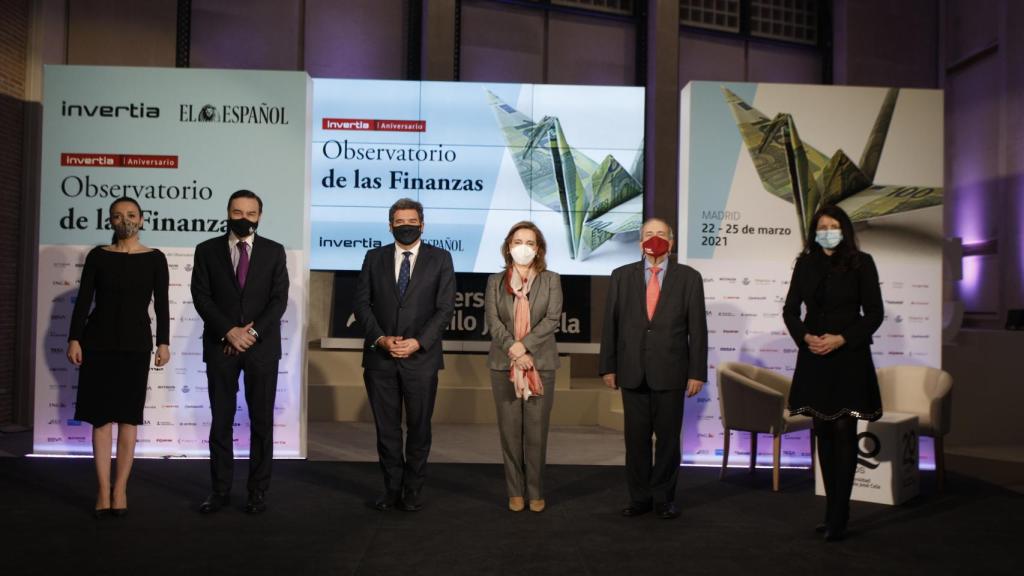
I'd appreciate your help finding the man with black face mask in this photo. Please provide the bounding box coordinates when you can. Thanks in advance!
[354,197,456,512]
[191,189,289,515]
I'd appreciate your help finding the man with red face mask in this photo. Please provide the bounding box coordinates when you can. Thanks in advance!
[599,217,708,519]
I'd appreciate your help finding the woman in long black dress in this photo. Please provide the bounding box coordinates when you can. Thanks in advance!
[783,204,883,542]
[67,197,170,517]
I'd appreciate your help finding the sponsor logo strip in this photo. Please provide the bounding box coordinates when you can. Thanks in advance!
[321,118,426,132]
[60,153,179,168]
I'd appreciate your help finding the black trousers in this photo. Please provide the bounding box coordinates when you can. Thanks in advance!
[364,367,439,495]
[621,382,684,505]
[814,416,859,529]
[206,350,279,494]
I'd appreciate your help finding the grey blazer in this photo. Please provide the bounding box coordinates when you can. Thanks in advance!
[484,269,563,371]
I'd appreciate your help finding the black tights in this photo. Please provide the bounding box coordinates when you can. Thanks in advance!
[814,416,859,529]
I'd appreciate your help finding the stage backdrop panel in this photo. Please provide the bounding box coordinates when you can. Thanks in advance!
[310,79,645,275]
[679,82,943,469]
[35,65,312,458]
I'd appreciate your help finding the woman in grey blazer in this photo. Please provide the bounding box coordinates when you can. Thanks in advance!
[485,221,563,513]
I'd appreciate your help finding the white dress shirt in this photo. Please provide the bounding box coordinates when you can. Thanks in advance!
[394,240,421,281]
[229,232,255,272]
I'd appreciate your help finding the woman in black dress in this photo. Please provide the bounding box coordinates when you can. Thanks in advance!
[783,204,883,542]
[67,198,170,517]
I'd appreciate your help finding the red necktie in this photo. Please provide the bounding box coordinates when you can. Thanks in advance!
[647,266,661,321]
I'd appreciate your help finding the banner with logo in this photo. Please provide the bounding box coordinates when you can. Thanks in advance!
[310,79,645,275]
[678,82,943,468]
[35,66,311,457]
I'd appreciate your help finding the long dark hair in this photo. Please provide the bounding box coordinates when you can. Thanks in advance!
[109,197,143,244]
[803,204,862,270]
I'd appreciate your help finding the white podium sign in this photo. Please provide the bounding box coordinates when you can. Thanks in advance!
[815,412,920,505]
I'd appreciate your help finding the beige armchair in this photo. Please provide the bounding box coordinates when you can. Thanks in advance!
[717,362,813,491]
[876,365,953,491]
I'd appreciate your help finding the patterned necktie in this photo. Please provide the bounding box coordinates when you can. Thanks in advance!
[397,251,412,297]
[236,241,250,289]
[646,266,661,321]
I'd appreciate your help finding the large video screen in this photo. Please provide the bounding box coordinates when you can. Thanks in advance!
[311,79,645,274]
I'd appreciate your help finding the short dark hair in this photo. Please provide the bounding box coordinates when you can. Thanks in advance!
[389,198,423,223]
[228,189,263,213]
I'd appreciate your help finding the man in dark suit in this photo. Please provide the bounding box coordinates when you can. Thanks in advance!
[354,198,456,512]
[599,217,707,519]
[191,189,289,515]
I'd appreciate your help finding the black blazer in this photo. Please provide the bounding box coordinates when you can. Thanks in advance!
[783,250,884,418]
[599,259,708,391]
[782,250,883,351]
[354,242,456,372]
[190,233,289,362]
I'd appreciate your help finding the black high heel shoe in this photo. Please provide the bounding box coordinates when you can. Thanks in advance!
[93,508,111,519]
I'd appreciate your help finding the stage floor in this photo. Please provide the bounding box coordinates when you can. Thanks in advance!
[1,457,1019,576]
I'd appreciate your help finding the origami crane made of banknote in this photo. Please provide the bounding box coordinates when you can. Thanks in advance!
[486,90,643,260]
[721,87,943,243]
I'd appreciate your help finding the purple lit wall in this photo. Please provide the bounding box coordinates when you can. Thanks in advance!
[678,30,822,87]
[835,0,1024,322]
[833,0,938,88]
[460,0,635,85]
[458,1,547,83]
[66,0,176,66]
[943,0,1024,320]
[305,0,407,80]
[191,0,302,70]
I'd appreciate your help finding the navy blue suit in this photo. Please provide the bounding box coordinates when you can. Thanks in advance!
[354,242,455,496]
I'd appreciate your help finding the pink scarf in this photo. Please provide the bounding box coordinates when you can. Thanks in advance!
[507,268,543,399]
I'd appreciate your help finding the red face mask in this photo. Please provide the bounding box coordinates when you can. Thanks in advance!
[642,235,670,258]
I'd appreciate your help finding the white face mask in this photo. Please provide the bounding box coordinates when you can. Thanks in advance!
[815,229,843,250]
[510,244,537,266]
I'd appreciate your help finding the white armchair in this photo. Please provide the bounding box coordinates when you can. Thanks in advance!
[876,365,953,490]
[716,362,813,491]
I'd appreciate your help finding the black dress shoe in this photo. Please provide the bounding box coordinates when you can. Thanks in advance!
[199,492,230,514]
[815,523,828,534]
[824,525,847,542]
[656,502,680,520]
[621,502,653,517]
[374,492,400,512]
[398,490,423,512]
[245,491,267,514]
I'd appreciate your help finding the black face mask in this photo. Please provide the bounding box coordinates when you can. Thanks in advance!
[228,217,258,238]
[392,224,422,246]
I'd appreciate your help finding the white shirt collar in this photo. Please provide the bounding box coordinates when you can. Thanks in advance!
[229,231,255,246]
[395,240,421,257]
